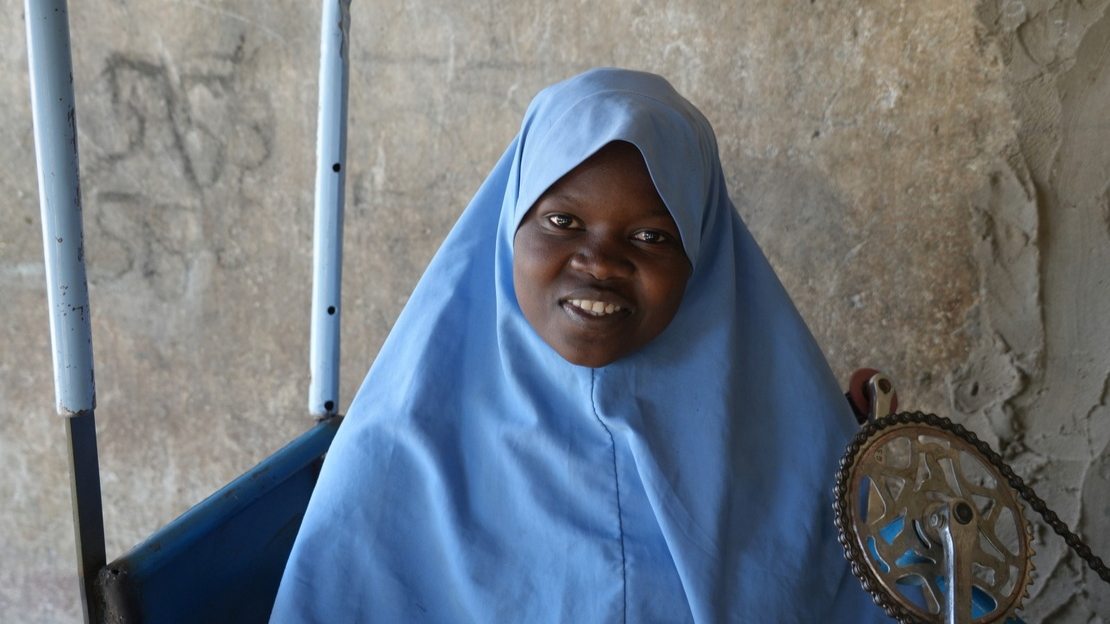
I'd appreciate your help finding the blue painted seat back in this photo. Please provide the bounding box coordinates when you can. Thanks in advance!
[97,418,341,624]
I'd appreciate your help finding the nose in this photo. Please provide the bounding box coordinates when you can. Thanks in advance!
[569,237,634,280]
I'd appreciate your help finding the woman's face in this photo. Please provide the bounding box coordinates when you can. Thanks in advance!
[513,141,692,368]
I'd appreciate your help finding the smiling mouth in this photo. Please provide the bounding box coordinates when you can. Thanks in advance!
[565,298,625,317]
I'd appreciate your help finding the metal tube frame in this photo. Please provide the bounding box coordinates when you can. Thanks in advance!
[24,0,105,621]
[27,0,352,618]
[308,0,352,417]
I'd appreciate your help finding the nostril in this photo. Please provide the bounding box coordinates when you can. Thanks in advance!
[570,247,633,279]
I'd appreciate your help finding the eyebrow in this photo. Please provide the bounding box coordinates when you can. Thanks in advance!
[540,191,676,223]
[546,193,672,214]
[541,192,583,208]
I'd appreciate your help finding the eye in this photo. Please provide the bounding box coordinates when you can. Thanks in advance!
[546,213,583,229]
[632,229,672,244]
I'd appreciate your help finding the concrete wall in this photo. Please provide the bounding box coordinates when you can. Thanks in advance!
[2,0,1107,621]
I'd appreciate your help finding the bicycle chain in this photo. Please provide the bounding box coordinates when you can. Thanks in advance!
[833,410,1110,623]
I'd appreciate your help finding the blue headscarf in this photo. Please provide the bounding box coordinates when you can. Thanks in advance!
[271,68,888,623]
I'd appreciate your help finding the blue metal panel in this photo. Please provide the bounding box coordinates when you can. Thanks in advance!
[309,0,353,417]
[99,417,342,624]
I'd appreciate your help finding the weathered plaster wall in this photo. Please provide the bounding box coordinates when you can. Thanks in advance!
[966,1,1110,619]
[1,0,1106,621]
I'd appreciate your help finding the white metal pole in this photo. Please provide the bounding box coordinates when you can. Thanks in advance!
[308,0,352,418]
[24,1,105,621]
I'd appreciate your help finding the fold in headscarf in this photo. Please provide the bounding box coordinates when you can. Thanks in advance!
[270,68,889,623]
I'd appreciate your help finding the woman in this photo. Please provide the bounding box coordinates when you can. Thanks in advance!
[270,68,888,623]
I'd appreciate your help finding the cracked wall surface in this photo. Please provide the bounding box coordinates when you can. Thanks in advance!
[2,0,1107,621]
[968,0,1110,620]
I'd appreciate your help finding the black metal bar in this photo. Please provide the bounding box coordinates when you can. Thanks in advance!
[66,412,106,624]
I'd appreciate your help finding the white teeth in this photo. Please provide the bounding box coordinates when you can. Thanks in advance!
[568,299,623,316]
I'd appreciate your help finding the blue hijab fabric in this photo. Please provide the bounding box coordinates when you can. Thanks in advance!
[270,68,889,623]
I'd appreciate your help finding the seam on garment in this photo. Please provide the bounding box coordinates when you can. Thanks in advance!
[589,368,627,624]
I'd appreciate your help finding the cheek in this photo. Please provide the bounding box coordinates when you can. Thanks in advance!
[512,257,533,312]
[512,243,549,322]
[512,232,565,301]
[511,231,532,303]
[644,267,691,327]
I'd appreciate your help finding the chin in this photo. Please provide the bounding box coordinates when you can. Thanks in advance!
[557,347,625,369]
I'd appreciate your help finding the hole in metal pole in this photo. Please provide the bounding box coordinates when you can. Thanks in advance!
[327,306,336,315]
[332,163,341,172]
[324,401,335,412]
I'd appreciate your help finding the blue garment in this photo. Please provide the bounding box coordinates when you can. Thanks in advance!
[271,68,889,623]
